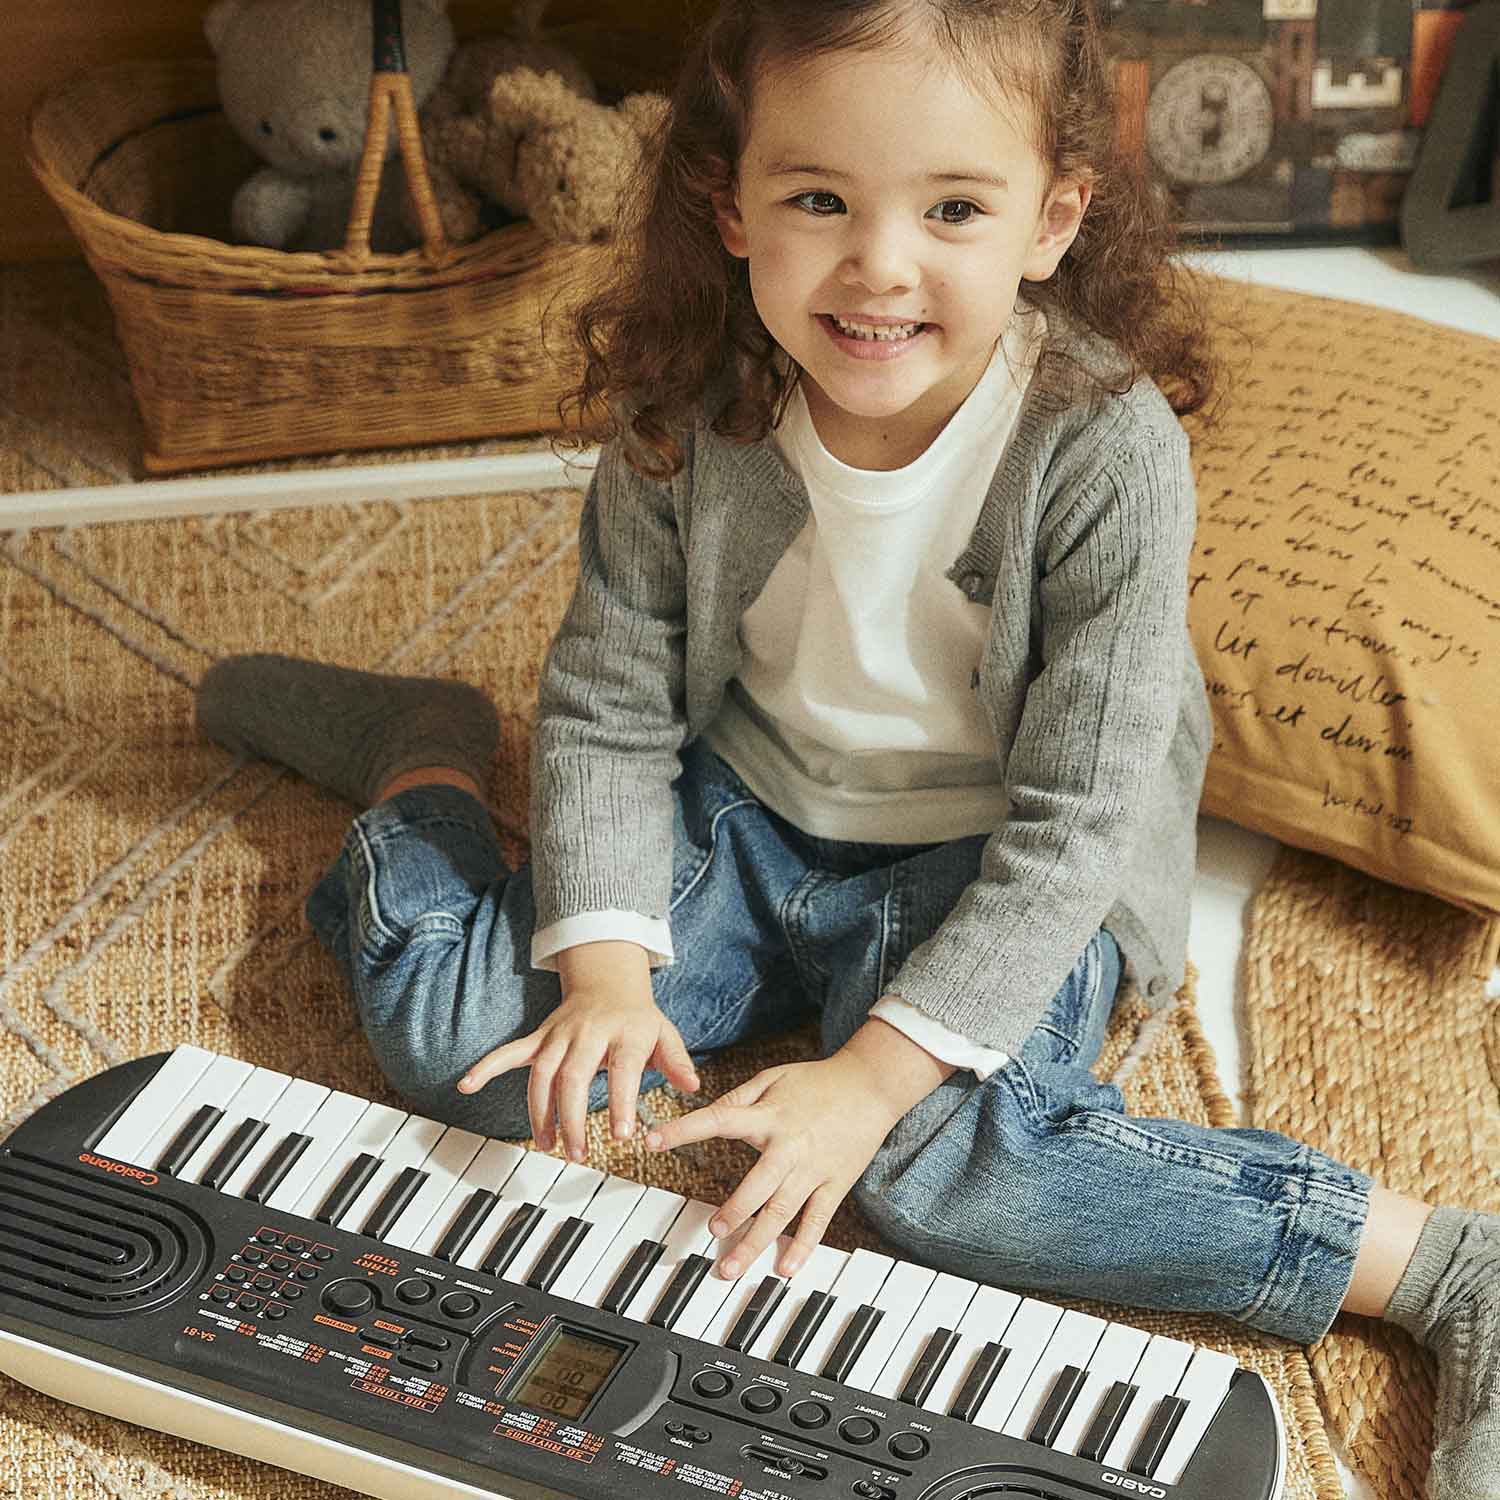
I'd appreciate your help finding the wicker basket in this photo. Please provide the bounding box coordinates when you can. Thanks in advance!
[26,15,613,474]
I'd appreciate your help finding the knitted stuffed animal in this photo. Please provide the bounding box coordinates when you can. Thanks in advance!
[418,0,667,246]
[207,0,456,253]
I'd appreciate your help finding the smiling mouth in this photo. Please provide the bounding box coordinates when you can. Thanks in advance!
[826,314,928,342]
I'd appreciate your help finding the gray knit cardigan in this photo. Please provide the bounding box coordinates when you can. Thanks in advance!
[531,329,1212,1058]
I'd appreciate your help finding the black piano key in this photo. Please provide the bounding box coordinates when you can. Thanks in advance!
[155,1104,224,1176]
[480,1202,545,1278]
[820,1303,884,1383]
[1028,1363,1090,1446]
[526,1216,593,1292]
[601,1240,664,1315]
[1128,1394,1189,1477]
[771,1289,835,1367]
[434,1187,498,1262]
[649,1254,713,1328]
[725,1275,788,1353]
[314,1152,383,1225]
[948,1340,1010,1422]
[360,1166,430,1240]
[1077,1380,1138,1463]
[198,1118,268,1190]
[899,1326,961,1407]
[243,1132,311,1204]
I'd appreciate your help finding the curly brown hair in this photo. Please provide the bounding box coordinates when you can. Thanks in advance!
[566,0,1223,480]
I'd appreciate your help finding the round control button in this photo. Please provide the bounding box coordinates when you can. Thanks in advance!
[396,1277,435,1305]
[665,1421,686,1437]
[439,1291,481,1319]
[740,1385,781,1414]
[225,1265,248,1283]
[284,1237,308,1255]
[691,1370,734,1398]
[239,1294,262,1311]
[210,1285,232,1302]
[242,1247,265,1264]
[295,1264,320,1281]
[264,1302,289,1320]
[888,1431,929,1461]
[252,1274,276,1292]
[269,1256,292,1274]
[789,1399,830,1429]
[323,1280,376,1317]
[280,1284,303,1300]
[838,1415,880,1445]
[256,1230,280,1245]
[312,1246,334,1261]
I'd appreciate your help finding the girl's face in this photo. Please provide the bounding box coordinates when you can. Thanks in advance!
[716,36,1089,469]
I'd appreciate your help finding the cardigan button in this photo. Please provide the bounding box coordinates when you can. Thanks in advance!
[958,571,986,600]
[1147,975,1170,999]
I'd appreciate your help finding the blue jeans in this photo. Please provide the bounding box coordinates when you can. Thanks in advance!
[307,740,1371,1344]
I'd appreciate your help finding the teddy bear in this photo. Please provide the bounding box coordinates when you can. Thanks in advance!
[416,0,668,246]
[206,0,456,253]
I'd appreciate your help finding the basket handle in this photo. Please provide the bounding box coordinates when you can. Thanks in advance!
[345,0,449,260]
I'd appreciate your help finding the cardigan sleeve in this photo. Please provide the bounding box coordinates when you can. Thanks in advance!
[886,424,1198,1056]
[529,439,692,934]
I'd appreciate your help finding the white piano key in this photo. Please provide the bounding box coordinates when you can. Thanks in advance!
[845,1259,936,1393]
[1155,1347,1238,1484]
[221,1077,330,1198]
[278,1098,407,1220]
[177,1067,293,1184]
[339,1114,449,1232]
[971,1296,1065,1433]
[94,1045,217,1165]
[869,1271,978,1399]
[1001,1308,1106,1440]
[746,1242,846,1361]
[670,1233,776,1342]
[380,1126,487,1249]
[137,1053,256,1172]
[793,1248,894,1375]
[405,1139,529,1257]
[621,1198,718,1322]
[698,1237,792,1348]
[927,1284,1022,1417]
[261,1090,372,1214]
[1054,1320,1151,1455]
[453,1148,567,1272]
[544,1174,648,1303]
[501,1163,606,1285]
[574,1186,687,1309]
[1102,1333,1195,1471]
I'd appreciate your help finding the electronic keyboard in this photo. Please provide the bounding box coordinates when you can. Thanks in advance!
[0,1047,1285,1500]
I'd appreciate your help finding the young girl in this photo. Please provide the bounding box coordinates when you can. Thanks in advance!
[197,2,1497,1493]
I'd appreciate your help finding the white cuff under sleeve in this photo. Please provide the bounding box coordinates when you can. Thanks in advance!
[531,911,674,972]
[871,996,1011,1080]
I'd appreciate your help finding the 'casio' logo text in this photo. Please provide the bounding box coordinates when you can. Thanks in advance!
[1101,1474,1167,1498]
[78,1152,159,1187]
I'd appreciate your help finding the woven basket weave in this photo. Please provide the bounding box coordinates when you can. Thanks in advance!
[26,26,610,475]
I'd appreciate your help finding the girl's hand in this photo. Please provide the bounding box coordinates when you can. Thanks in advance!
[644,1051,899,1280]
[457,941,699,1159]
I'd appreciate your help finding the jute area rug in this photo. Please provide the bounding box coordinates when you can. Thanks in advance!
[0,487,1342,1498]
[1244,849,1500,1500]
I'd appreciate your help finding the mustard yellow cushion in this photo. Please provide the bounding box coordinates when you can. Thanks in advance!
[1185,278,1500,923]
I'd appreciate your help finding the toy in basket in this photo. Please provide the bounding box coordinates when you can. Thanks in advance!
[25,0,669,475]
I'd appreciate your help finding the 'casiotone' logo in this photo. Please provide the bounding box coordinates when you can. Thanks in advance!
[78,1152,159,1187]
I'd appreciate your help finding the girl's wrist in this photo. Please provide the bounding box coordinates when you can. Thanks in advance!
[839,1012,957,1121]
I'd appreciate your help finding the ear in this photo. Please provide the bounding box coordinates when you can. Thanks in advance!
[1022,177,1091,281]
[713,187,748,259]
[204,0,248,53]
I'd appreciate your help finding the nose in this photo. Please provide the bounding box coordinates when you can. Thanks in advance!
[839,213,918,294]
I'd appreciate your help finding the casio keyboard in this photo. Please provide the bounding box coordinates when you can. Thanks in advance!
[0,1048,1285,1500]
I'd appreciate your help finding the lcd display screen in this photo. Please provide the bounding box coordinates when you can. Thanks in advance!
[507,1324,626,1421]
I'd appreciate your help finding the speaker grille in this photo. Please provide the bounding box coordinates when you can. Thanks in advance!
[0,1153,210,1319]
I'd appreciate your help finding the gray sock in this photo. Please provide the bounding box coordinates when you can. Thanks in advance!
[196,653,498,805]
[1384,1205,1500,1500]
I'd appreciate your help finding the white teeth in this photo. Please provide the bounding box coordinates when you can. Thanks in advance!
[830,315,923,341]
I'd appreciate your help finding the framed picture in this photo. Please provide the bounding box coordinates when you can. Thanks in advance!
[1102,0,1481,243]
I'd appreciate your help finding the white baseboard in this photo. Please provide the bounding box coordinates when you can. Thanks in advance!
[0,449,599,532]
